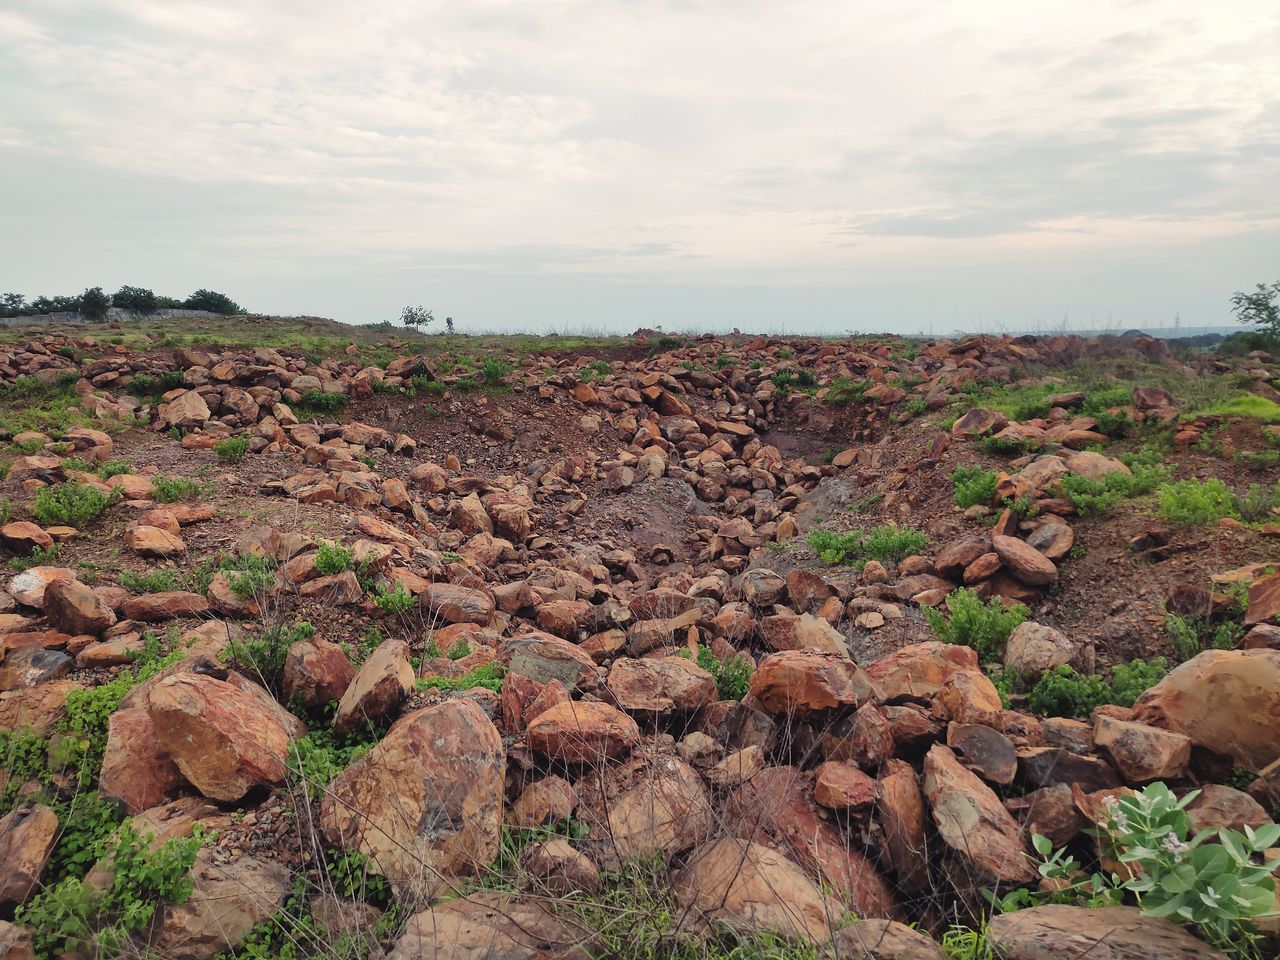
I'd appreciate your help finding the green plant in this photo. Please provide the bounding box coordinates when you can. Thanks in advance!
[213,434,251,464]
[224,553,276,598]
[118,569,181,593]
[805,524,927,569]
[373,582,414,614]
[479,356,513,385]
[416,661,504,693]
[32,481,116,527]
[1157,478,1241,525]
[1107,657,1171,706]
[446,638,471,660]
[11,543,60,571]
[314,540,354,576]
[1237,481,1280,523]
[924,588,1029,661]
[151,474,205,502]
[1059,461,1170,516]
[228,621,315,687]
[1230,281,1280,340]
[296,390,347,415]
[1027,783,1279,957]
[905,396,928,416]
[980,434,1031,456]
[951,465,999,509]
[1165,610,1243,661]
[940,925,996,960]
[826,376,868,406]
[286,730,373,800]
[17,821,204,960]
[580,359,612,382]
[679,644,753,700]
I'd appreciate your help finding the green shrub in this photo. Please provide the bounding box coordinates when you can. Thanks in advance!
[18,821,204,960]
[479,357,513,385]
[679,644,753,700]
[228,621,315,687]
[119,569,181,593]
[223,553,276,598]
[1108,657,1170,706]
[1165,610,1242,661]
[297,390,347,415]
[213,435,250,464]
[97,460,133,479]
[980,434,1031,456]
[1157,478,1240,524]
[951,465,999,509]
[151,475,204,502]
[32,481,115,527]
[1237,481,1280,522]
[287,730,372,800]
[1059,461,1170,516]
[373,582,414,614]
[580,359,612,382]
[1023,659,1173,718]
[417,661,504,693]
[11,543,60,571]
[806,524,927,568]
[924,588,1029,661]
[313,540,354,576]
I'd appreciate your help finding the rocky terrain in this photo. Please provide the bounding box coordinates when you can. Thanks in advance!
[0,317,1277,960]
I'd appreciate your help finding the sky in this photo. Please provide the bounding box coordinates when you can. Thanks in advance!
[1,0,1278,335]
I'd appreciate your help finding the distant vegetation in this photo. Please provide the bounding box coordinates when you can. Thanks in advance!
[0,285,244,319]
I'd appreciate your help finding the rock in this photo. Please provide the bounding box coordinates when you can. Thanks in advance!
[1004,621,1074,674]
[7,567,74,608]
[321,700,505,899]
[509,775,577,828]
[99,707,185,813]
[0,647,71,690]
[741,568,787,606]
[163,389,211,428]
[388,892,592,960]
[605,657,717,713]
[1245,571,1280,625]
[146,673,295,802]
[332,638,414,736]
[866,641,984,700]
[0,523,52,557]
[0,805,57,905]
[1131,649,1280,770]
[422,582,495,625]
[121,590,210,621]
[921,744,1036,885]
[282,635,355,711]
[759,612,850,656]
[520,838,601,895]
[835,920,948,960]
[150,851,292,960]
[525,700,639,763]
[0,919,35,960]
[991,535,1057,586]
[704,745,766,787]
[1064,451,1132,482]
[989,904,1227,960]
[946,722,1018,785]
[125,524,186,557]
[1092,716,1191,783]
[748,650,879,714]
[42,577,116,636]
[951,408,1007,438]
[500,633,599,690]
[1024,521,1074,560]
[1185,784,1272,833]
[583,753,714,861]
[674,839,834,945]
[814,760,879,810]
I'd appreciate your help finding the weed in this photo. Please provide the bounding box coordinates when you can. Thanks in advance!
[228,621,315,688]
[1059,461,1170,516]
[826,376,867,406]
[119,569,181,593]
[296,390,347,416]
[32,481,116,527]
[479,357,513,385]
[678,644,753,700]
[951,465,999,509]
[924,588,1029,661]
[286,730,373,800]
[416,661,504,693]
[1164,609,1242,661]
[151,475,205,502]
[11,543,60,571]
[314,540,354,576]
[213,434,251,464]
[1157,478,1240,524]
[1025,659,1169,718]
[805,525,927,569]
[373,582,415,614]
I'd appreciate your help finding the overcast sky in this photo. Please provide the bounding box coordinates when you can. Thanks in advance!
[2,0,1277,334]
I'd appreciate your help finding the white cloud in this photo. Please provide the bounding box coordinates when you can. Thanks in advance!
[0,0,1277,329]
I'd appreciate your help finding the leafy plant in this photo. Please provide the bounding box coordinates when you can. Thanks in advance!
[314,540,354,576]
[679,644,753,700]
[1157,478,1241,525]
[373,582,414,614]
[1059,461,1170,516]
[213,434,250,464]
[228,621,315,687]
[11,543,60,571]
[479,356,513,385]
[118,569,181,593]
[296,390,346,415]
[416,661,504,693]
[151,475,205,502]
[286,730,373,801]
[951,465,999,509]
[32,481,116,527]
[925,588,1029,661]
[1025,659,1168,718]
[805,524,927,568]
[223,553,276,598]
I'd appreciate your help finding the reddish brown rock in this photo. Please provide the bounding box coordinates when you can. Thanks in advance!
[605,657,717,713]
[814,761,879,810]
[1092,715,1191,783]
[125,524,185,558]
[99,707,184,814]
[525,700,640,764]
[121,591,210,621]
[332,638,414,736]
[421,582,495,625]
[282,635,356,711]
[748,650,879,714]
[0,523,52,557]
[991,535,1057,587]
[876,759,931,894]
[0,805,57,905]
[42,577,116,636]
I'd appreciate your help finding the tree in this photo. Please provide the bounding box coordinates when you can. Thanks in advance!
[79,286,111,321]
[1,293,25,317]
[111,285,158,313]
[1230,282,1280,340]
[445,316,455,334]
[400,305,434,332]
[183,289,244,315]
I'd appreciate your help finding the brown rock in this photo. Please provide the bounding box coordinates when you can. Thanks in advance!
[835,920,947,960]
[282,635,355,711]
[0,805,57,905]
[1093,715,1191,783]
[748,650,879,714]
[125,524,185,557]
[0,523,52,557]
[332,638,414,736]
[520,838,601,896]
[422,582,495,625]
[7,567,75,608]
[606,657,717,713]
[989,904,1228,960]
[388,893,591,960]
[922,744,1036,884]
[147,673,295,802]
[99,707,185,813]
[1004,621,1074,674]
[526,700,639,764]
[320,700,505,899]
[42,577,116,636]
[991,535,1057,586]
[121,591,210,621]
[814,761,879,810]
[509,775,577,828]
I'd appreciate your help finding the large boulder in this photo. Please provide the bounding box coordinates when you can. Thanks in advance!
[332,637,413,736]
[525,700,639,763]
[388,893,592,960]
[921,744,1036,885]
[0,805,57,905]
[421,583,495,625]
[579,753,713,862]
[991,535,1057,587]
[989,904,1227,960]
[150,850,292,960]
[282,635,356,711]
[99,707,185,813]
[1004,621,1075,674]
[146,673,298,802]
[674,839,834,945]
[748,650,879,714]
[320,700,505,899]
[605,657,717,713]
[1131,648,1280,770]
[42,578,116,635]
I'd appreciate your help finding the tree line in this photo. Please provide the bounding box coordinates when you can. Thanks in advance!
[0,286,244,320]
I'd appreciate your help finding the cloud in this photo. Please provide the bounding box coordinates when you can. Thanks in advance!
[0,0,1278,330]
